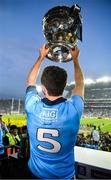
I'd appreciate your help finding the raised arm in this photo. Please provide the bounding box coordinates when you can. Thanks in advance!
[27,44,49,86]
[71,46,84,99]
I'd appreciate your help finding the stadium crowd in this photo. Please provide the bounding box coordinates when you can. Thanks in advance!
[76,125,111,152]
[84,82,111,117]
[65,81,111,117]
[0,117,30,179]
[0,82,111,117]
[0,99,24,114]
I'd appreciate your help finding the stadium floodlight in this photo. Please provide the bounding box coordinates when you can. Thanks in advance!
[85,79,95,85]
[96,76,111,83]
[67,79,96,86]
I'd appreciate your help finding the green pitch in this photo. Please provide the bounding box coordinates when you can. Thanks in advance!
[81,117,111,133]
[2,114,111,133]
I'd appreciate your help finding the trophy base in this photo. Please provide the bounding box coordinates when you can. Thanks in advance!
[46,42,75,63]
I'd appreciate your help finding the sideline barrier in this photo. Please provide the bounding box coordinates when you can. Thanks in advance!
[75,146,111,179]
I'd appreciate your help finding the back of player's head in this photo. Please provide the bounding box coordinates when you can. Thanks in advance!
[41,66,67,96]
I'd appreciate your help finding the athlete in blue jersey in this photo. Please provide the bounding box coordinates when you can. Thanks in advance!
[25,44,84,179]
[0,115,4,159]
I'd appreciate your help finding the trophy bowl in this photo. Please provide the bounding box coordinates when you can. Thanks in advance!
[42,4,82,62]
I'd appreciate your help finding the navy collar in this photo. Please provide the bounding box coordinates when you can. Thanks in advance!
[42,97,66,106]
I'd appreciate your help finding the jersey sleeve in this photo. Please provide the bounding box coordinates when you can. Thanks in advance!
[71,95,84,118]
[25,85,41,113]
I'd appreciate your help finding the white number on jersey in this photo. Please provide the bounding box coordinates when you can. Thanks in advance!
[37,128,61,153]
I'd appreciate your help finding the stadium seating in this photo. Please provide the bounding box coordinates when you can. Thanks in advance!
[0,81,111,117]
[84,82,111,117]
[65,81,111,117]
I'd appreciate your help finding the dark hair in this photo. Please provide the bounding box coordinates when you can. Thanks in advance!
[41,66,67,96]
[0,115,2,119]
[10,125,18,130]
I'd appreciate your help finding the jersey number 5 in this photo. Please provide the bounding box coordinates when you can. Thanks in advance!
[37,128,61,153]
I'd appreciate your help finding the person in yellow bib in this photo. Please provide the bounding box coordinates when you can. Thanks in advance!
[3,125,20,146]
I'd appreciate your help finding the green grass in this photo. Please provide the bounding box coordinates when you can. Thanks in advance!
[2,114,111,133]
[80,117,111,133]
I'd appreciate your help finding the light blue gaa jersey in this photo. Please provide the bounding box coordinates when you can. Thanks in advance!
[25,86,84,179]
[0,124,4,155]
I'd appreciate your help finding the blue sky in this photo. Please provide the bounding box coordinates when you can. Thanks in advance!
[0,0,111,99]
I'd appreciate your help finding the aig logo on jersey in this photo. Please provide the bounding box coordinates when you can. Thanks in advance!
[39,108,58,124]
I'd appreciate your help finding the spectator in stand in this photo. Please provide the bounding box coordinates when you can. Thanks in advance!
[7,118,11,129]
[3,125,20,146]
[91,126,100,146]
[19,126,29,159]
[0,115,9,136]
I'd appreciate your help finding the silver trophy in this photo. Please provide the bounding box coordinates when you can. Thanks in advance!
[42,4,82,62]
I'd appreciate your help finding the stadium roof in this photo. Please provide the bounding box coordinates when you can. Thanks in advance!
[69,76,111,85]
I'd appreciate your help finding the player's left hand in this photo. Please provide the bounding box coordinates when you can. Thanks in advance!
[39,44,49,60]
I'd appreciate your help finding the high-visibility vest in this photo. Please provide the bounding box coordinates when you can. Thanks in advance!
[6,133,20,146]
